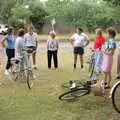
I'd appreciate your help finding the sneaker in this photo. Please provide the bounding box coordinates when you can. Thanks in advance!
[81,65,83,69]
[115,76,120,80]
[70,82,76,89]
[4,70,9,75]
[33,75,36,79]
[33,65,38,70]
[74,64,76,69]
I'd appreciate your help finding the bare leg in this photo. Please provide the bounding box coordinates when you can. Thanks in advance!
[79,55,83,68]
[107,71,111,87]
[32,52,36,66]
[74,54,77,69]
[104,72,108,85]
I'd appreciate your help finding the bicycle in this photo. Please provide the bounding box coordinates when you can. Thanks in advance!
[110,81,120,113]
[59,80,95,101]
[88,50,96,80]
[10,47,35,89]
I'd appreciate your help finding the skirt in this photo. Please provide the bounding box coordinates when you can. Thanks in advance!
[102,54,113,72]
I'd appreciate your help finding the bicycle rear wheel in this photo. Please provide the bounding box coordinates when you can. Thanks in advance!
[59,87,89,101]
[111,82,120,113]
[27,70,34,89]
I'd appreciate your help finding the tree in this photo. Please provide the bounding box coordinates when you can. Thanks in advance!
[29,0,48,32]
[103,0,120,6]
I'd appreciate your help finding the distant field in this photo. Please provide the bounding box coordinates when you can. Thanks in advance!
[38,33,120,42]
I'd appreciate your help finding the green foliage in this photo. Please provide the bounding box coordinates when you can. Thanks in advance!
[46,0,120,31]
[29,0,48,33]
[103,0,120,6]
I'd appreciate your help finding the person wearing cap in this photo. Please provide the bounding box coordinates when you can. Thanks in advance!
[47,31,59,69]
[24,26,38,69]
[2,27,15,75]
[70,28,89,69]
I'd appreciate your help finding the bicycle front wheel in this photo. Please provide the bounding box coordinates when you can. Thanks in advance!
[27,70,34,89]
[111,81,120,113]
[59,87,89,101]
[88,59,95,79]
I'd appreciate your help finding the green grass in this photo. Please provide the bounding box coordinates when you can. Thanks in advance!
[0,44,120,120]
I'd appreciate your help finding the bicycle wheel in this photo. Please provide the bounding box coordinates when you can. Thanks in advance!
[88,58,95,79]
[10,65,19,81]
[59,87,89,101]
[27,70,34,89]
[111,81,120,113]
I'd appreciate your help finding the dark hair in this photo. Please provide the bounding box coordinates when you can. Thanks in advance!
[7,27,14,34]
[18,29,25,36]
[78,28,83,32]
[29,26,34,30]
[107,28,116,38]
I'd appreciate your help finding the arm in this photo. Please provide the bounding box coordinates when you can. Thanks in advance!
[46,39,49,50]
[15,39,21,57]
[35,34,38,49]
[83,36,89,47]
[56,40,59,49]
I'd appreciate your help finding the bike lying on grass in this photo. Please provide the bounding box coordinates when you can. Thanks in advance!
[59,80,97,101]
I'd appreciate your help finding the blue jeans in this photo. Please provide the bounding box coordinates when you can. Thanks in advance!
[95,51,103,74]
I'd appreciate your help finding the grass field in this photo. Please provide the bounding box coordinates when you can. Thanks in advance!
[38,33,120,42]
[0,42,120,120]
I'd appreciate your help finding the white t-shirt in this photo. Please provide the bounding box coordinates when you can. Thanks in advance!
[71,33,86,47]
[47,38,58,51]
[24,32,38,47]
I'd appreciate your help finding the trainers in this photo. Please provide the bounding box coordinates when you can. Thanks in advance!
[33,75,36,79]
[81,65,83,69]
[74,64,76,69]
[70,82,76,89]
[33,65,38,70]
[4,70,9,75]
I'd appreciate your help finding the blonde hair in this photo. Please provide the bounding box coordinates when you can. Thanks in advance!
[95,28,102,35]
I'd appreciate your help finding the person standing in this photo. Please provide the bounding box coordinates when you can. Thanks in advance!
[70,28,89,69]
[93,28,105,75]
[47,31,59,69]
[24,26,38,69]
[15,29,28,71]
[116,41,120,79]
[2,27,15,75]
[102,28,116,89]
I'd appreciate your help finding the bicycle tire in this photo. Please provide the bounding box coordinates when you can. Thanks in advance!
[59,87,89,101]
[111,81,120,113]
[88,58,95,79]
[27,70,34,89]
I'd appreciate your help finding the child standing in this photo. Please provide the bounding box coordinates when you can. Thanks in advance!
[102,28,116,89]
[93,28,105,75]
[47,31,59,69]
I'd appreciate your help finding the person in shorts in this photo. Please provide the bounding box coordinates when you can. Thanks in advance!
[70,28,89,69]
[24,26,38,69]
